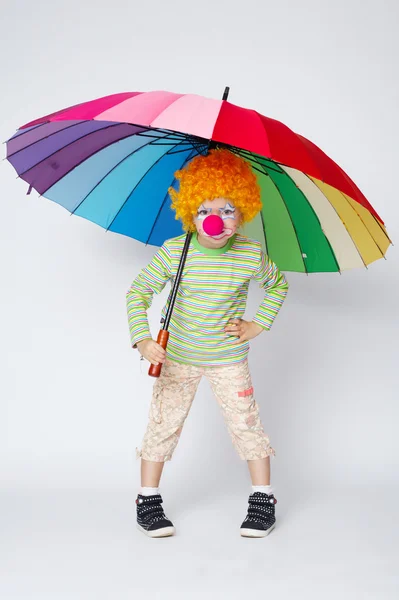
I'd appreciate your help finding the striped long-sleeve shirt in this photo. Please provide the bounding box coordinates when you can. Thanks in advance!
[126,231,289,367]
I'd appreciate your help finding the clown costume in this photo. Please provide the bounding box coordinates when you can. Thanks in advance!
[126,149,289,538]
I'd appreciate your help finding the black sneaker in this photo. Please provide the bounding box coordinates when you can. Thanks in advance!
[136,493,175,538]
[240,491,277,537]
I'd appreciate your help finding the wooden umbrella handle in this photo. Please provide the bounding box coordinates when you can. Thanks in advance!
[148,329,170,378]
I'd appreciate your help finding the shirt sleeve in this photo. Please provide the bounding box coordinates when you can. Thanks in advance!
[251,245,289,331]
[126,242,172,349]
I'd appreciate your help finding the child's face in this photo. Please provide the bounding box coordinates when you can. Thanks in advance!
[193,197,241,247]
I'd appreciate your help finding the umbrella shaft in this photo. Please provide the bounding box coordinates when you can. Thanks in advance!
[162,231,193,330]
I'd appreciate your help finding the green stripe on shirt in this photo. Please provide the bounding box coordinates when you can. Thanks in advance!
[126,232,289,366]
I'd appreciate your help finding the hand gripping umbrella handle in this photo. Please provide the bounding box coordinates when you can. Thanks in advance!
[148,329,170,377]
[148,231,193,378]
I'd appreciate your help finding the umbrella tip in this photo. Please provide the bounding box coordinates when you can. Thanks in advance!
[223,87,230,101]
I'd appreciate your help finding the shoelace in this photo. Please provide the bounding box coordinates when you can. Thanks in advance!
[136,494,167,526]
[244,492,277,526]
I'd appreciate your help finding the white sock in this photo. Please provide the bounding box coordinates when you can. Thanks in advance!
[140,486,160,496]
[252,484,274,495]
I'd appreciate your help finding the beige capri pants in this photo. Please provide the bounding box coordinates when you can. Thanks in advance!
[135,356,275,462]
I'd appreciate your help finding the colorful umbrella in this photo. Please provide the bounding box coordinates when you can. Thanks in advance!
[5,87,392,275]
[5,86,393,377]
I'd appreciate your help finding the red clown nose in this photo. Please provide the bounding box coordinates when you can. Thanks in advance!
[202,214,224,236]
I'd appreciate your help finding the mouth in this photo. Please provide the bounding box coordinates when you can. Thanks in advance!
[203,228,233,240]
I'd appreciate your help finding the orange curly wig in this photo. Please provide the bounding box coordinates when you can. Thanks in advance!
[168,148,262,233]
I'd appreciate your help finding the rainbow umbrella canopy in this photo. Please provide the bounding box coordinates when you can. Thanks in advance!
[5,88,392,273]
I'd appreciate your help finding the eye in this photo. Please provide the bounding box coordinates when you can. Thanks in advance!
[197,209,209,216]
[222,209,234,216]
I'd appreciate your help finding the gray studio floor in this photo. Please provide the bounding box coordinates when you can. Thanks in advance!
[2,482,398,599]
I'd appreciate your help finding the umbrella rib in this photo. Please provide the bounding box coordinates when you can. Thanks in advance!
[245,162,274,177]
[7,121,131,160]
[305,172,368,270]
[37,130,181,200]
[328,156,386,225]
[105,139,193,233]
[304,173,390,264]
[167,142,206,154]
[187,142,391,255]
[335,188,388,259]
[289,130,387,237]
[259,210,269,257]
[165,146,198,154]
[147,142,194,150]
[339,190,393,253]
[13,120,190,179]
[233,147,285,174]
[240,147,347,273]
[19,124,182,181]
[136,132,186,144]
[144,148,198,246]
[10,111,390,271]
[229,149,270,256]
[136,128,186,136]
[278,168,342,274]
[47,133,165,200]
[242,150,309,274]
[68,134,189,217]
[371,216,394,247]
[4,120,50,144]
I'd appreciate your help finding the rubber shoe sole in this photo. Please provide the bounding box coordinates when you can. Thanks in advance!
[240,523,275,538]
[137,523,175,538]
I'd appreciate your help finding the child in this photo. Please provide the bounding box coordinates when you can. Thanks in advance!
[126,148,289,538]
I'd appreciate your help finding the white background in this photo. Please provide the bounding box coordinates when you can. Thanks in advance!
[1,0,398,598]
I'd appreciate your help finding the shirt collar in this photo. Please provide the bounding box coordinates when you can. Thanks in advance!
[191,231,236,255]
